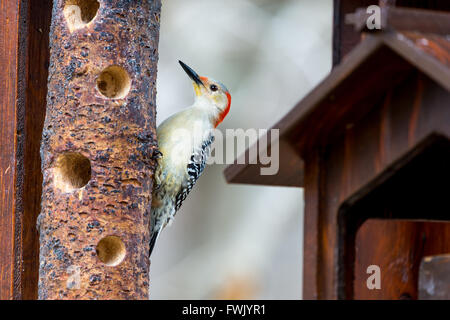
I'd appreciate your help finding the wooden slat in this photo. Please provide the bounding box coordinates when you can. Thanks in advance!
[346,6,450,34]
[302,150,321,299]
[0,0,22,300]
[21,0,51,299]
[223,138,303,187]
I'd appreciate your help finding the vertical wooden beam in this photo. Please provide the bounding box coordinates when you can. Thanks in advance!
[303,150,321,299]
[0,0,52,300]
[38,0,161,299]
[332,0,378,67]
[0,0,27,300]
[21,0,52,299]
[0,0,20,300]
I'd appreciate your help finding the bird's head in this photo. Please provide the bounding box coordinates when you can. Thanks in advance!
[179,60,231,127]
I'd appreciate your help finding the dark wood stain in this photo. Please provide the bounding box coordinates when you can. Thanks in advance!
[355,221,450,299]
[21,0,52,300]
[1,0,52,300]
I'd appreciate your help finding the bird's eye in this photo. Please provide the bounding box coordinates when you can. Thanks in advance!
[210,84,218,92]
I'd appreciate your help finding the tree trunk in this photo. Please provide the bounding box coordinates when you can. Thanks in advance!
[38,0,161,300]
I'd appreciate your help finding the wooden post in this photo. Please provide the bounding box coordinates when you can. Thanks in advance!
[0,0,26,300]
[0,0,51,300]
[38,0,161,299]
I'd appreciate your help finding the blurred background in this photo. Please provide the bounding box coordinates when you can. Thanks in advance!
[152,0,332,299]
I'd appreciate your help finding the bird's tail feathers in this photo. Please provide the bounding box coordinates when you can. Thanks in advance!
[149,233,158,257]
[149,225,163,257]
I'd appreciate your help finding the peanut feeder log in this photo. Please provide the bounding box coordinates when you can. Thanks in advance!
[38,0,161,299]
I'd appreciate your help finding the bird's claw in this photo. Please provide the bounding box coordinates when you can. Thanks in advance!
[152,149,163,160]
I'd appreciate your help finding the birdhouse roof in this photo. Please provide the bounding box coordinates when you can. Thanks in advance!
[224,31,450,187]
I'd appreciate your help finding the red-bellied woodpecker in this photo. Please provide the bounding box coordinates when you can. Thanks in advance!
[150,61,231,255]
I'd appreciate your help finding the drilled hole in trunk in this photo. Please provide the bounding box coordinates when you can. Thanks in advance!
[64,0,100,32]
[54,152,91,193]
[96,236,126,266]
[96,65,131,99]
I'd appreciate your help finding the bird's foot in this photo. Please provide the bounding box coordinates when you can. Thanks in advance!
[151,149,163,160]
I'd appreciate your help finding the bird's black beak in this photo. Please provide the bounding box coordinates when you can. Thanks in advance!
[179,60,204,87]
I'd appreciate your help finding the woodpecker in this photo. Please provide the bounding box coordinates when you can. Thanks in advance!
[150,61,231,255]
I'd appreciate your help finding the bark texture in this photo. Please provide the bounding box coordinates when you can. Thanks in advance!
[38,0,161,299]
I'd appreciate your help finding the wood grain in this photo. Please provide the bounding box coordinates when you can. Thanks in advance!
[0,0,21,300]
[302,150,321,299]
[354,221,450,299]
[0,0,52,300]
[20,0,52,299]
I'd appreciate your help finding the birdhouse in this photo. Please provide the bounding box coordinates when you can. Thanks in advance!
[225,2,450,299]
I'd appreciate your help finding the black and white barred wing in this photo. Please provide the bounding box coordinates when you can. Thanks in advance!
[174,134,215,211]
